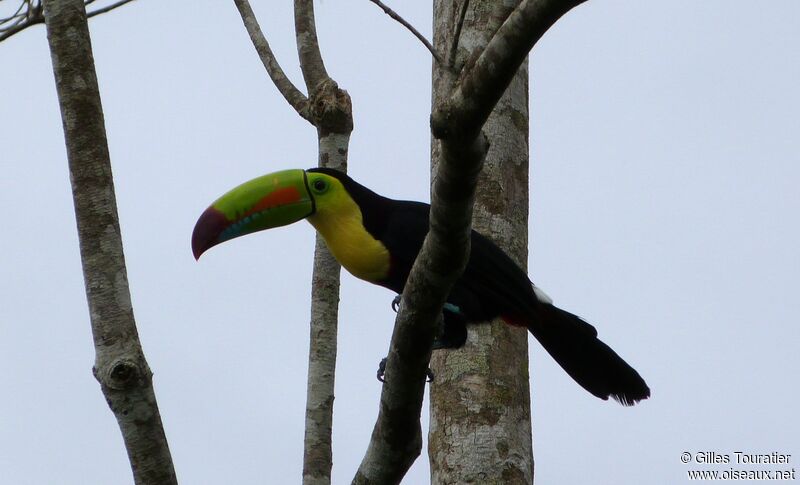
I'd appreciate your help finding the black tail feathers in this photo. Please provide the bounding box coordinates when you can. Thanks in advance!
[529,304,650,406]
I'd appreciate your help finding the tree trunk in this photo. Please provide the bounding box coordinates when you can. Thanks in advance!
[42,1,176,484]
[429,1,534,483]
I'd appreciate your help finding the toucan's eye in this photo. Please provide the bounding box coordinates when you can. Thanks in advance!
[311,178,328,194]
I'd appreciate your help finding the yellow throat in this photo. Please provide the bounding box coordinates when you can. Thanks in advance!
[306,178,390,283]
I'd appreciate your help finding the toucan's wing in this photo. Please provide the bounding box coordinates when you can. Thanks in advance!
[372,199,537,322]
[455,230,540,322]
[370,200,431,293]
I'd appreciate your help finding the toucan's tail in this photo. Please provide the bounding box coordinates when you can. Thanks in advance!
[528,304,650,406]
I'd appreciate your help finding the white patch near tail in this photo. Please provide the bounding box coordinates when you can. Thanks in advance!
[532,285,553,304]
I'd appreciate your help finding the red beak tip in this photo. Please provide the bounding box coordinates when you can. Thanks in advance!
[191,206,228,261]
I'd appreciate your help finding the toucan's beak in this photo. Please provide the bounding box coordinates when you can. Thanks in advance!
[192,169,314,259]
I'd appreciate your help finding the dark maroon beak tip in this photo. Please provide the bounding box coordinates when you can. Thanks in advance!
[191,207,229,260]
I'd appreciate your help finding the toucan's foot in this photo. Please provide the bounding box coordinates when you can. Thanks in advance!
[376,357,434,383]
[392,295,463,316]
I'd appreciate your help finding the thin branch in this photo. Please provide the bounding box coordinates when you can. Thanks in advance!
[0,0,132,43]
[368,0,444,67]
[0,1,42,42]
[447,0,470,68]
[431,0,588,141]
[0,1,28,28]
[232,0,312,122]
[86,0,135,18]
[294,0,329,92]
[0,19,38,42]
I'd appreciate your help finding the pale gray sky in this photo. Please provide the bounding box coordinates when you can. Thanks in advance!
[1,1,798,484]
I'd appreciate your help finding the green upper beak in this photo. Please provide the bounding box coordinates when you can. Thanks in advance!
[192,169,314,259]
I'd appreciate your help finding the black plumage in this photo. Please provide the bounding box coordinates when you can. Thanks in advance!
[309,168,650,405]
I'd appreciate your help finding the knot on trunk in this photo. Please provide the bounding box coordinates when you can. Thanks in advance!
[94,356,152,391]
[309,78,353,135]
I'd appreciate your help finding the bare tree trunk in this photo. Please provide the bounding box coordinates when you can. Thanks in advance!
[42,1,176,484]
[429,1,534,483]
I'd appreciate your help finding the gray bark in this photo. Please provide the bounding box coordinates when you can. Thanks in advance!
[304,229,341,485]
[429,2,533,482]
[42,1,176,484]
[295,0,329,90]
[296,1,353,481]
[304,126,351,485]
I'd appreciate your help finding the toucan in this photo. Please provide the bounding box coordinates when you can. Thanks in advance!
[192,168,650,405]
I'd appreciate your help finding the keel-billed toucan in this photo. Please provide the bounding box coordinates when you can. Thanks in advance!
[192,168,650,405]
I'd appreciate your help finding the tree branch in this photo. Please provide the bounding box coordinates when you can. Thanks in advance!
[367,0,444,67]
[431,0,588,141]
[353,135,488,485]
[447,0,470,69]
[86,0,136,19]
[353,0,588,482]
[0,0,135,43]
[41,1,176,483]
[294,0,329,92]
[0,1,43,42]
[232,0,312,122]
[0,0,31,30]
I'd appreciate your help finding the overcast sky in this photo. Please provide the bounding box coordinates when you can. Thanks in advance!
[1,1,798,484]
